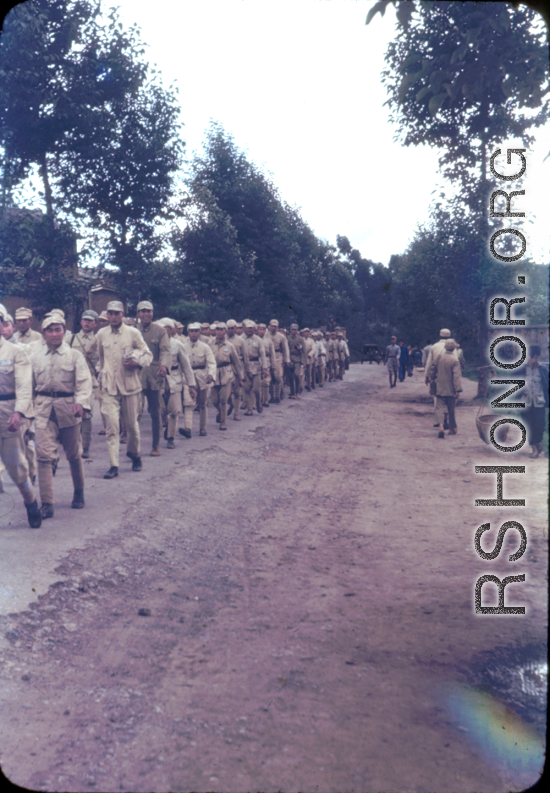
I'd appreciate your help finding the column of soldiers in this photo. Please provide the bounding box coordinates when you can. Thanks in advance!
[0,299,351,527]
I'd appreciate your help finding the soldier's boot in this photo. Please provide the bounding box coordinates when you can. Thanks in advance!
[71,489,85,509]
[81,417,92,458]
[69,458,85,501]
[25,499,42,529]
[183,406,194,432]
[200,406,208,433]
[38,460,54,515]
[219,402,228,430]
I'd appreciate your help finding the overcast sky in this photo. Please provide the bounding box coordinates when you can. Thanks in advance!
[109,0,550,266]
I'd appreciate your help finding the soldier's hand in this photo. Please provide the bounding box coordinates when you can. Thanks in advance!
[7,412,22,432]
[158,365,168,377]
[189,387,197,399]
[123,359,140,370]
[206,375,213,384]
[73,403,84,418]
[261,368,268,378]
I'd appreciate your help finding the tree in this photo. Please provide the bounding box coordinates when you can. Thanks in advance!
[369,0,550,395]
[0,0,183,308]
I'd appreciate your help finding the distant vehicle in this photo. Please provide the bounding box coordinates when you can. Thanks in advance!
[361,344,382,364]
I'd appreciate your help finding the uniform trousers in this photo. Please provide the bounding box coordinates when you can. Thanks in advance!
[231,380,243,418]
[244,373,261,411]
[261,368,272,405]
[101,390,141,466]
[523,405,546,446]
[193,387,210,431]
[181,385,195,431]
[435,396,457,430]
[211,383,232,425]
[162,390,181,439]
[288,363,302,396]
[338,358,345,379]
[142,387,162,449]
[0,412,35,504]
[35,412,84,504]
[387,358,398,385]
[270,362,284,400]
[317,360,326,385]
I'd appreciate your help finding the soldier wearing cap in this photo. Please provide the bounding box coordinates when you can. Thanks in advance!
[287,324,307,398]
[0,313,16,341]
[314,331,327,386]
[424,328,456,384]
[242,320,267,415]
[136,300,172,457]
[256,323,276,407]
[182,323,216,436]
[96,301,153,478]
[300,328,316,391]
[156,319,197,447]
[384,335,400,388]
[210,323,243,430]
[267,319,290,403]
[0,303,42,527]
[226,319,250,420]
[200,323,211,344]
[338,332,350,380]
[64,310,100,458]
[13,307,41,345]
[29,313,92,518]
[429,339,462,437]
[327,331,340,382]
[97,311,110,330]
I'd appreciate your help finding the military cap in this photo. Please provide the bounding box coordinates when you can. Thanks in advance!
[301,327,310,333]
[440,328,451,338]
[444,339,456,350]
[200,322,210,329]
[5,313,14,324]
[210,323,218,330]
[174,321,183,330]
[391,335,397,340]
[136,300,154,311]
[188,322,201,331]
[226,319,237,328]
[243,319,256,329]
[42,313,66,329]
[15,307,33,320]
[157,317,176,328]
[48,308,65,318]
[99,311,109,320]
[81,309,98,321]
[216,321,227,330]
[289,323,299,330]
[258,323,267,330]
[107,300,124,312]
[269,319,279,327]
[0,303,8,321]
[123,317,136,325]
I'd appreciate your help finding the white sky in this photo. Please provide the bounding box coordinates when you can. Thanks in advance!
[109,0,549,266]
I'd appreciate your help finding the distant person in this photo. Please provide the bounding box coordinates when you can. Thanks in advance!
[398,340,409,382]
[456,342,466,373]
[430,339,462,438]
[406,344,414,377]
[520,345,549,459]
[422,342,432,368]
[326,316,336,333]
[385,336,400,388]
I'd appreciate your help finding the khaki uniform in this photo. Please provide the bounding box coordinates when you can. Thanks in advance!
[268,331,290,401]
[259,334,276,405]
[424,339,458,380]
[65,329,100,455]
[139,323,172,451]
[327,339,339,381]
[339,338,350,380]
[242,334,267,413]
[13,328,42,346]
[430,351,462,430]
[0,336,36,505]
[226,332,250,419]
[96,324,153,466]
[302,337,315,390]
[211,339,243,426]
[183,339,216,432]
[162,338,196,440]
[287,335,307,396]
[30,342,92,505]
[315,338,327,385]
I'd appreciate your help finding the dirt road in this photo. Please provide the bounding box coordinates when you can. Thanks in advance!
[0,363,546,792]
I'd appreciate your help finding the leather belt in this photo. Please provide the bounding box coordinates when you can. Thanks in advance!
[249,357,259,361]
[192,364,206,370]
[36,390,75,398]
[217,361,231,368]
[0,393,16,401]
[171,365,179,370]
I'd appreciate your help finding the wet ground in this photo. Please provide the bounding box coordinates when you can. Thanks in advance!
[0,363,547,792]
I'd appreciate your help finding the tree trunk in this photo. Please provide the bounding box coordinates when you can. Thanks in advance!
[39,152,54,221]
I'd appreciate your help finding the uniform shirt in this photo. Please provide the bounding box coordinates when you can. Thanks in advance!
[260,334,277,369]
[430,351,462,397]
[139,322,172,390]
[30,342,92,429]
[226,332,250,373]
[96,324,153,396]
[424,339,457,374]
[288,334,308,365]
[65,329,100,385]
[165,338,196,394]
[316,339,327,360]
[13,328,42,345]
[242,334,267,375]
[303,337,316,363]
[182,338,217,389]
[422,345,432,367]
[268,331,290,364]
[385,343,401,362]
[212,339,243,386]
[0,336,33,423]
[339,339,350,360]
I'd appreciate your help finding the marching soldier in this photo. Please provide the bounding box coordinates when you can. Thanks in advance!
[30,313,92,518]
[211,323,243,430]
[267,319,290,403]
[314,331,327,386]
[338,332,350,380]
[200,323,211,343]
[96,311,110,330]
[0,304,41,528]
[384,335,400,388]
[136,301,172,457]
[156,319,197,447]
[256,323,276,407]
[13,307,41,345]
[301,329,316,391]
[65,309,99,458]
[242,320,267,415]
[96,301,153,479]
[287,323,307,399]
[182,323,216,436]
[327,331,339,382]
[226,319,250,421]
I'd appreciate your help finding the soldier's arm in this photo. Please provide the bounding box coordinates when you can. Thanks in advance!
[87,338,100,373]
[205,344,217,379]
[453,360,462,393]
[230,346,244,381]
[282,337,290,364]
[178,347,196,388]
[158,328,172,373]
[13,346,34,418]
[73,349,93,410]
[259,338,267,369]
[131,329,153,367]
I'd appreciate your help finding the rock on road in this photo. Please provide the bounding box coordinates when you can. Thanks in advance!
[0,363,546,792]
